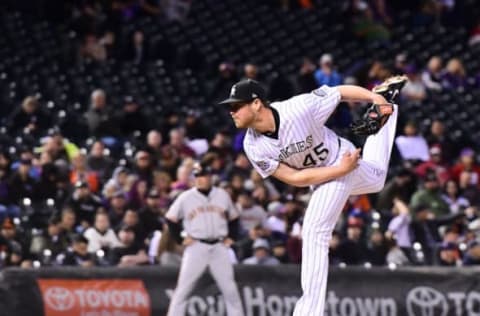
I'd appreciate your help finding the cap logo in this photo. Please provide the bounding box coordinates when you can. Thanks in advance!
[252,93,258,98]
[230,85,237,97]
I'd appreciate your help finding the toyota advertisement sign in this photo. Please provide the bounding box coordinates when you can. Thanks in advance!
[37,279,151,316]
[2,266,480,315]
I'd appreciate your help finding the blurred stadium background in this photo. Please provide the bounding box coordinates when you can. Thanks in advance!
[1,0,480,315]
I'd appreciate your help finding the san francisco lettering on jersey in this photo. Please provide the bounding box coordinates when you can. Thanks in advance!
[187,205,227,221]
[278,135,314,161]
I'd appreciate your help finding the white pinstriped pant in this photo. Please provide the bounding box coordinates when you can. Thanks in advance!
[293,105,399,316]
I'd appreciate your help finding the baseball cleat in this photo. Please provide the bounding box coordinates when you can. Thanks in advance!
[373,75,408,103]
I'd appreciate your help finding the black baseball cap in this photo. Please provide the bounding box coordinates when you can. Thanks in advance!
[219,79,267,105]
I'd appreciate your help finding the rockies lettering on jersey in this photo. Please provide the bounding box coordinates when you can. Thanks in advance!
[278,135,313,160]
[244,85,341,179]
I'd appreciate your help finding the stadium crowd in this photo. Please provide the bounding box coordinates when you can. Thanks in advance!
[1,0,480,270]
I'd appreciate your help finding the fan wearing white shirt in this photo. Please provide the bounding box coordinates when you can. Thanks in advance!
[84,211,122,253]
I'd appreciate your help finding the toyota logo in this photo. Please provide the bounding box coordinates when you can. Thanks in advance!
[44,286,75,311]
[406,286,448,316]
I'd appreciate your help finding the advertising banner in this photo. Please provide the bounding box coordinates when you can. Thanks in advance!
[37,279,151,316]
[2,266,480,315]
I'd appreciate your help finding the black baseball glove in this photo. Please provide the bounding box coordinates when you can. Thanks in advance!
[350,103,393,136]
[350,75,408,136]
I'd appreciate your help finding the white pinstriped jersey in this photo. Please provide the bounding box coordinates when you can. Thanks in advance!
[244,85,342,179]
[166,187,239,239]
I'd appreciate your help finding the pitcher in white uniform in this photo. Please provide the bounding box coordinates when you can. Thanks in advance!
[166,156,244,316]
[219,77,405,315]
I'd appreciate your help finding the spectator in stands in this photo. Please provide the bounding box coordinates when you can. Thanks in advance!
[80,33,107,62]
[459,171,480,206]
[385,238,411,266]
[0,153,13,220]
[366,229,389,265]
[133,149,154,186]
[410,171,450,217]
[463,241,480,265]
[100,31,117,60]
[7,96,51,137]
[436,242,461,266]
[164,128,195,160]
[442,179,469,214]
[83,211,121,253]
[117,96,150,137]
[170,163,192,196]
[226,152,251,180]
[117,209,147,246]
[412,204,464,265]
[349,0,390,43]
[314,54,342,87]
[392,53,409,76]
[296,57,318,93]
[139,188,164,235]
[328,230,342,265]
[243,63,259,81]
[386,199,412,258]
[369,0,393,26]
[124,30,149,64]
[156,228,183,267]
[265,201,287,238]
[7,157,36,206]
[107,190,128,228]
[336,216,369,265]
[86,140,114,184]
[103,166,129,198]
[41,131,78,164]
[108,225,148,266]
[450,148,480,185]
[84,89,119,139]
[365,61,391,90]
[184,109,209,141]
[237,191,267,236]
[146,130,163,163]
[442,58,468,89]
[249,169,281,202]
[35,156,61,202]
[30,217,69,263]
[271,239,290,263]
[59,207,76,239]
[127,179,148,209]
[401,64,427,102]
[209,62,238,104]
[242,238,280,265]
[414,145,450,186]
[152,171,173,213]
[234,224,266,262]
[70,152,99,193]
[67,180,102,228]
[395,121,430,162]
[208,131,234,164]
[251,184,271,209]
[425,119,457,163]
[1,218,26,262]
[56,234,96,267]
[421,56,444,91]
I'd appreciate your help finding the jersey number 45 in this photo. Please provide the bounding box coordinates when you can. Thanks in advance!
[303,143,329,167]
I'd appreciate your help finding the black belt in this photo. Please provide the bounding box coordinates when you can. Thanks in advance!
[195,238,224,244]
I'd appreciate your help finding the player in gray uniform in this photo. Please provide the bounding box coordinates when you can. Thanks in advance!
[220,77,406,315]
[166,157,245,316]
